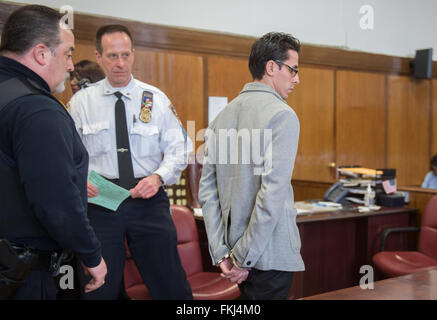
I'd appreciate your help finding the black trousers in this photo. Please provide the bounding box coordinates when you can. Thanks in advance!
[79,188,192,300]
[238,269,294,300]
[11,270,57,300]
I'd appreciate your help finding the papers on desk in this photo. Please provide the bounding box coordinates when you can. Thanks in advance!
[358,205,381,212]
[317,201,342,208]
[296,208,313,215]
[87,170,131,211]
[338,167,383,178]
[295,201,342,215]
[295,201,382,215]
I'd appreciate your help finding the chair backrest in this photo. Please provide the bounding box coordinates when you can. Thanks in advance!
[187,154,203,209]
[124,205,204,291]
[171,204,203,276]
[418,195,437,259]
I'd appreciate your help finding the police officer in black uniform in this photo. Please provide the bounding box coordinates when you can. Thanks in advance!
[0,5,107,299]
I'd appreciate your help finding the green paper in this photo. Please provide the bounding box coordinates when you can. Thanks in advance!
[87,170,131,211]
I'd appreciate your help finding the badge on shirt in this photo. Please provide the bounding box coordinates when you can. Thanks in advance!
[140,91,153,123]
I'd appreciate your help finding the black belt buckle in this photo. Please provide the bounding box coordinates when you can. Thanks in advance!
[108,177,144,189]
[49,251,59,276]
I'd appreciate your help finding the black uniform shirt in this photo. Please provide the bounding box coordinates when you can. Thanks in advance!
[0,56,101,268]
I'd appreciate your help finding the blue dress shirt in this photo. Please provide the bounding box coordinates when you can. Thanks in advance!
[422,171,437,189]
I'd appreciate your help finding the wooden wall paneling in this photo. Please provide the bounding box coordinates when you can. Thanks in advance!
[289,66,336,182]
[335,70,386,170]
[207,56,252,102]
[205,56,251,155]
[71,40,100,62]
[292,180,332,201]
[132,48,204,151]
[300,44,412,76]
[3,1,437,76]
[387,76,431,186]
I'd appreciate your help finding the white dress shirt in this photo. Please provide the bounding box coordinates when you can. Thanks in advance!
[69,76,193,185]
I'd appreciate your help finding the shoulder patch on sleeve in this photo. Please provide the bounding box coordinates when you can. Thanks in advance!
[167,103,188,141]
[168,103,180,121]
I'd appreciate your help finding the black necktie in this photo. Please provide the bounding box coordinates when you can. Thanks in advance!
[114,91,135,189]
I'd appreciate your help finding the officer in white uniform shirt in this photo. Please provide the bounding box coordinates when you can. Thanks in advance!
[69,24,193,300]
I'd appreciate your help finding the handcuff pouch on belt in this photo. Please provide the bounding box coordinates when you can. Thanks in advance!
[0,238,34,299]
[0,238,68,299]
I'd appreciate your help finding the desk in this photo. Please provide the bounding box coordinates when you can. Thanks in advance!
[194,205,417,299]
[301,269,437,300]
[290,206,417,299]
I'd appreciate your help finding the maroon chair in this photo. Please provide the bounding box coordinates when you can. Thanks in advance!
[372,195,437,278]
[124,204,240,300]
[186,153,203,209]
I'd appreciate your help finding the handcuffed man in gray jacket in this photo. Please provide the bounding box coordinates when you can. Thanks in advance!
[199,32,305,300]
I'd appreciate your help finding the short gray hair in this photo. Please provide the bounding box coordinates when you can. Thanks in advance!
[0,5,62,55]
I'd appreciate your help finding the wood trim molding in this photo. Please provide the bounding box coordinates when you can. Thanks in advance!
[1,2,436,76]
[300,45,411,75]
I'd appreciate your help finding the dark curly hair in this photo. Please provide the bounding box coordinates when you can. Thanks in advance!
[249,32,300,80]
[71,60,105,84]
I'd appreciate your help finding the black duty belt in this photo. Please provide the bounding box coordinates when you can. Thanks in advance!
[0,239,67,299]
[107,177,144,189]
[11,245,59,272]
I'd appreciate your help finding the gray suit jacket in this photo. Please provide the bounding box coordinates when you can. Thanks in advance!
[199,82,305,272]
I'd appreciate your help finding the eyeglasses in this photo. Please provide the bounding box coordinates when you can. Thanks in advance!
[275,60,299,77]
